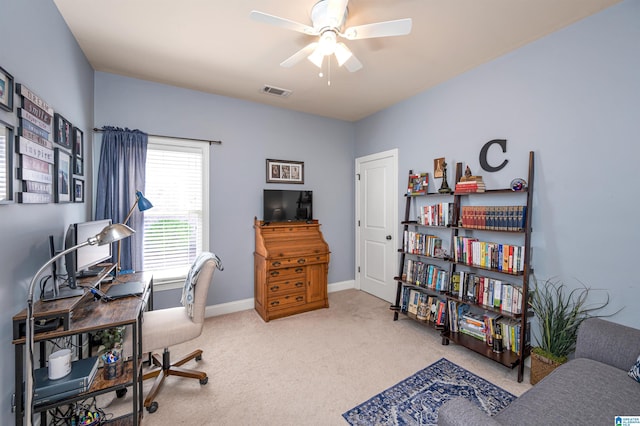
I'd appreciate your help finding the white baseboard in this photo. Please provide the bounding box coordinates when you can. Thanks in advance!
[204,279,355,318]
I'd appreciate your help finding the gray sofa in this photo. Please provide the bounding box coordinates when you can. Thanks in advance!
[438,318,640,425]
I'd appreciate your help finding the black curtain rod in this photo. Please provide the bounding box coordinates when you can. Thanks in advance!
[92,127,222,145]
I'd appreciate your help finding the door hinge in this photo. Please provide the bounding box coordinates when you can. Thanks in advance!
[357,220,360,227]
[356,173,360,180]
[357,266,360,273]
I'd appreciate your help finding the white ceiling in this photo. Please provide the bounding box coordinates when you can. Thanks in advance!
[53,0,619,122]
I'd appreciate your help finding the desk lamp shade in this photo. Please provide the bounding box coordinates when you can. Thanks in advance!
[24,223,134,425]
[123,190,153,225]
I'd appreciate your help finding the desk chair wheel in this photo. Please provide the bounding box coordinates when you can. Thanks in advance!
[146,401,158,413]
[200,377,208,385]
[196,354,202,361]
[116,388,127,398]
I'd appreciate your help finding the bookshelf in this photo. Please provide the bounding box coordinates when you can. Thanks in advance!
[392,152,534,383]
[391,169,455,332]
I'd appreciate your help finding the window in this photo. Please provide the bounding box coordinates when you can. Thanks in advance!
[143,136,209,287]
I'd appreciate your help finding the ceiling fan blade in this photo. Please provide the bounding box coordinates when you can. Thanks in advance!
[343,53,363,73]
[280,42,319,68]
[342,18,412,40]
[326,0,349,28]
[250,10,317,35]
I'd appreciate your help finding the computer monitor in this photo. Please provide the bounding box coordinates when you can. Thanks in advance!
[65,219,113,289]
[44,219,113,301]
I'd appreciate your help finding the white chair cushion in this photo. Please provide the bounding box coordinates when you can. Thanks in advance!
[141,307,203,353]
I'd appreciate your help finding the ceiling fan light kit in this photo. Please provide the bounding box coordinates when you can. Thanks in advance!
[250,0,412,75]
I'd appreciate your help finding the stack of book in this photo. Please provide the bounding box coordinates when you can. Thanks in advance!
[455,175,486,193]
[458,312,486,341]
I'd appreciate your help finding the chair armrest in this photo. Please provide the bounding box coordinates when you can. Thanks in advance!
[438,397,501,426]
[574,318,640,371]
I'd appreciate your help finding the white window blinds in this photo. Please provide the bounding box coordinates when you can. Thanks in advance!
[143,137,209,284]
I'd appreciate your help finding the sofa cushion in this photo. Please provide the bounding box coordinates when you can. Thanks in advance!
[630,354,640,383]
[495,358,640,425]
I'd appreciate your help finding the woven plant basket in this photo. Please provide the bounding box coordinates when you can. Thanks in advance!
[530,351,563,385]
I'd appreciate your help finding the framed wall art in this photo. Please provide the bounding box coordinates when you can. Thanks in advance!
[0,65,14,112]
[266,159,304,184]
[73,127,84,175]
[54,113,72,150]
[434,157,445,179]
[0,120,14,203]
[73,178,84,203]
[54,148,72,203]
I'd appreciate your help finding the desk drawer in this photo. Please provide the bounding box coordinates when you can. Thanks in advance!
[267,279,305,296]
[268,254,329,269]
[268,293,306,310]
[267,266,306,281]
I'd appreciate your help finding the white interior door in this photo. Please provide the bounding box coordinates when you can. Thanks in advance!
[355,149,398,303]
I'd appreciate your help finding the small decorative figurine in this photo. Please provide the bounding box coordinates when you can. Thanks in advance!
[438,161,452,194]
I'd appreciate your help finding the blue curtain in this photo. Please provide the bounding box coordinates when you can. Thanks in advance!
[95,127,148,272]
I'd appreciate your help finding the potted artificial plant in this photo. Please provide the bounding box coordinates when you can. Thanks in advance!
[93,326,125,356]
[528,277,616,384]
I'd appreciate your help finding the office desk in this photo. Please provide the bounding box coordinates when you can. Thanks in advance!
[12,269,153,426]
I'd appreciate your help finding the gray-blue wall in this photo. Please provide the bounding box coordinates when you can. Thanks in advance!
[1,0,639,423]
[93,72,356,308]
[355,0,640,329]
[0,1,95,424]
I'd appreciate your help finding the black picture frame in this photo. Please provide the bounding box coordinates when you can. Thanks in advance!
[73,127,84,176]
[0,65,14,112]
[73,127,83,158]
[54,113,72,150]
[0,119,14,203]
[74,158,83,176]
[266,159,304,184]
[54,148,72,203]
[73,178,84,203]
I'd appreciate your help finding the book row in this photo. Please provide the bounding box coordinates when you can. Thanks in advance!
[453,236,525,273]
[402,288,447,326]
[403,231,445,258]
[401,259,449,291]
[447,300,530,355]
[460,205,527,231]
[417,202,454,227]
[451,271,524,314]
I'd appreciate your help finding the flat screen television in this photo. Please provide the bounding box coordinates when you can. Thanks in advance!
[263,190,312,223]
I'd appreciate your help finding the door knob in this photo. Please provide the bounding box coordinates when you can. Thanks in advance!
[386,235,392,240]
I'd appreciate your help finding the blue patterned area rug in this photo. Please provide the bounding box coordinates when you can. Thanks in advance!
[342,358,516,425]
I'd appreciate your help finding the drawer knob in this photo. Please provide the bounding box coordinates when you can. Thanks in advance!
[272,261,281,267]
[297,258,306,264]
[270,301,280,307]
[270,285,279,291]
[270,271,280,277]
[295,282,304,288]
[295,267,304,273]
[296,296,304,302]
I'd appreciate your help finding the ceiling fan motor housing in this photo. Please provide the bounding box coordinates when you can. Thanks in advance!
[311,0,348,32]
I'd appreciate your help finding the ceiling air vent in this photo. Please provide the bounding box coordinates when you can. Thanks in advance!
[261,85,292,98]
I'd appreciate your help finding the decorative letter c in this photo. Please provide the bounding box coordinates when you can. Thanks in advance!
[480,139,508,172]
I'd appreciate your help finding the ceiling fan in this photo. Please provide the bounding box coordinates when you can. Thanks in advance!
[250,0,412,73]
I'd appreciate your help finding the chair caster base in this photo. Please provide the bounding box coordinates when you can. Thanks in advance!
[200,376,208,385]
[146,401,158,413]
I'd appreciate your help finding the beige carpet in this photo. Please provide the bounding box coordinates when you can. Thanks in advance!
[102,289,532,425]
